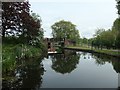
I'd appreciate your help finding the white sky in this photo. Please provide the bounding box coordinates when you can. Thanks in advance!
[30,0,118,38]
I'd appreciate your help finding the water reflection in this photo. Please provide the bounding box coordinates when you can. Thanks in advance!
[2,57,45,89]
[2,50,120,88]
[50,50,80,74]
[80,52,120,74]
[80,52,91,59]
[92,53,120,73]
[42,51,119,88]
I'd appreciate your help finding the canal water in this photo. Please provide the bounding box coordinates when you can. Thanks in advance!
[2,49,120,89]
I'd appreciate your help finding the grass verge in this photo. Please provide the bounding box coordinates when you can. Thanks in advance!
[66,46,120,57]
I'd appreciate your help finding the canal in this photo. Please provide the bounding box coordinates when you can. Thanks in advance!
[2,49,120,89]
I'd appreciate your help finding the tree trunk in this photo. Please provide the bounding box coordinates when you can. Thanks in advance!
[2,29,5,38]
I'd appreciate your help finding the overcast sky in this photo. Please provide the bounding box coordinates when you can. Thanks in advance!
[30,0,118,38]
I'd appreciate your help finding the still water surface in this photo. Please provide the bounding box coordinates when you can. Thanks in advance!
[3,50,120,89]
[41,50,119,88]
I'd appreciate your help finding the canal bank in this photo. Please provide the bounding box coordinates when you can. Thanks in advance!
[64,47,120,58]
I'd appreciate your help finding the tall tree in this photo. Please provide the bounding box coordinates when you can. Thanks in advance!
[116,0,120,15]
[2,1,44,46]
[51,20,80,44]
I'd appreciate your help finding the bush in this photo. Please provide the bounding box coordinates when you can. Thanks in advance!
[2,43,46,74]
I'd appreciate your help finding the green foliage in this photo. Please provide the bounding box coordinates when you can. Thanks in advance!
[51,20,80,44]
[56,47,63,53]
[113,18,120,31]
[115,1,120,49]
[2,3,44,48]
[2,45,16,73]
[116,0,120,15]
[91,28,118,49]
[112,18,120,49]
[81,38,88,45]
[23,13,44,46]
[115,32,120,49]
[96,49,120,56]
[2,44,44,74]
[2,2,46,77]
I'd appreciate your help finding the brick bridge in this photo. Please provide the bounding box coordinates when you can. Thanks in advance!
[44,38,76,52]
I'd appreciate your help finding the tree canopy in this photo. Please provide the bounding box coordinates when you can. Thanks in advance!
[2,1,44,47]
[51,20,80,44]
[2,2,30,37]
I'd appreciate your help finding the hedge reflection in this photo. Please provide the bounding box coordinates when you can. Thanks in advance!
[2,57,45,89]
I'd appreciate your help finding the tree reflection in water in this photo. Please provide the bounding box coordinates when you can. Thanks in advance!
[92,53,120,73]
[80,52,91,59]
[2,57,45,89]
[51,50,80,74]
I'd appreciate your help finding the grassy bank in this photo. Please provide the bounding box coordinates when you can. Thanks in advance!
[65,46,120,57]
[2,44,46,74]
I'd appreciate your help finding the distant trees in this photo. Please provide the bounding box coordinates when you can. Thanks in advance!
[79,38,89,47]
[89,23,119,50]
[2,1,44,47]
[112,18,120,49]
[114,0,120,49]
[91,29,116,49]
[89,0,120,50]
[51,20,80,44]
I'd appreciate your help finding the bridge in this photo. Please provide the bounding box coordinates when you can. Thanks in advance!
[44,38,76,54]
[44,38,63,54]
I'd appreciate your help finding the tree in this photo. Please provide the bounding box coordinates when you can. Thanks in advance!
[116,0,120,15]
[2,2,44,47]
[51,20,80,44]
[112,18,120,49]
[92,29,115,49]
[92,29,105,49]
[100,30,115,49]
[2,2,30,38]
[115,0,120,49]
[27,13,44,47]
[113,18,120,31]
